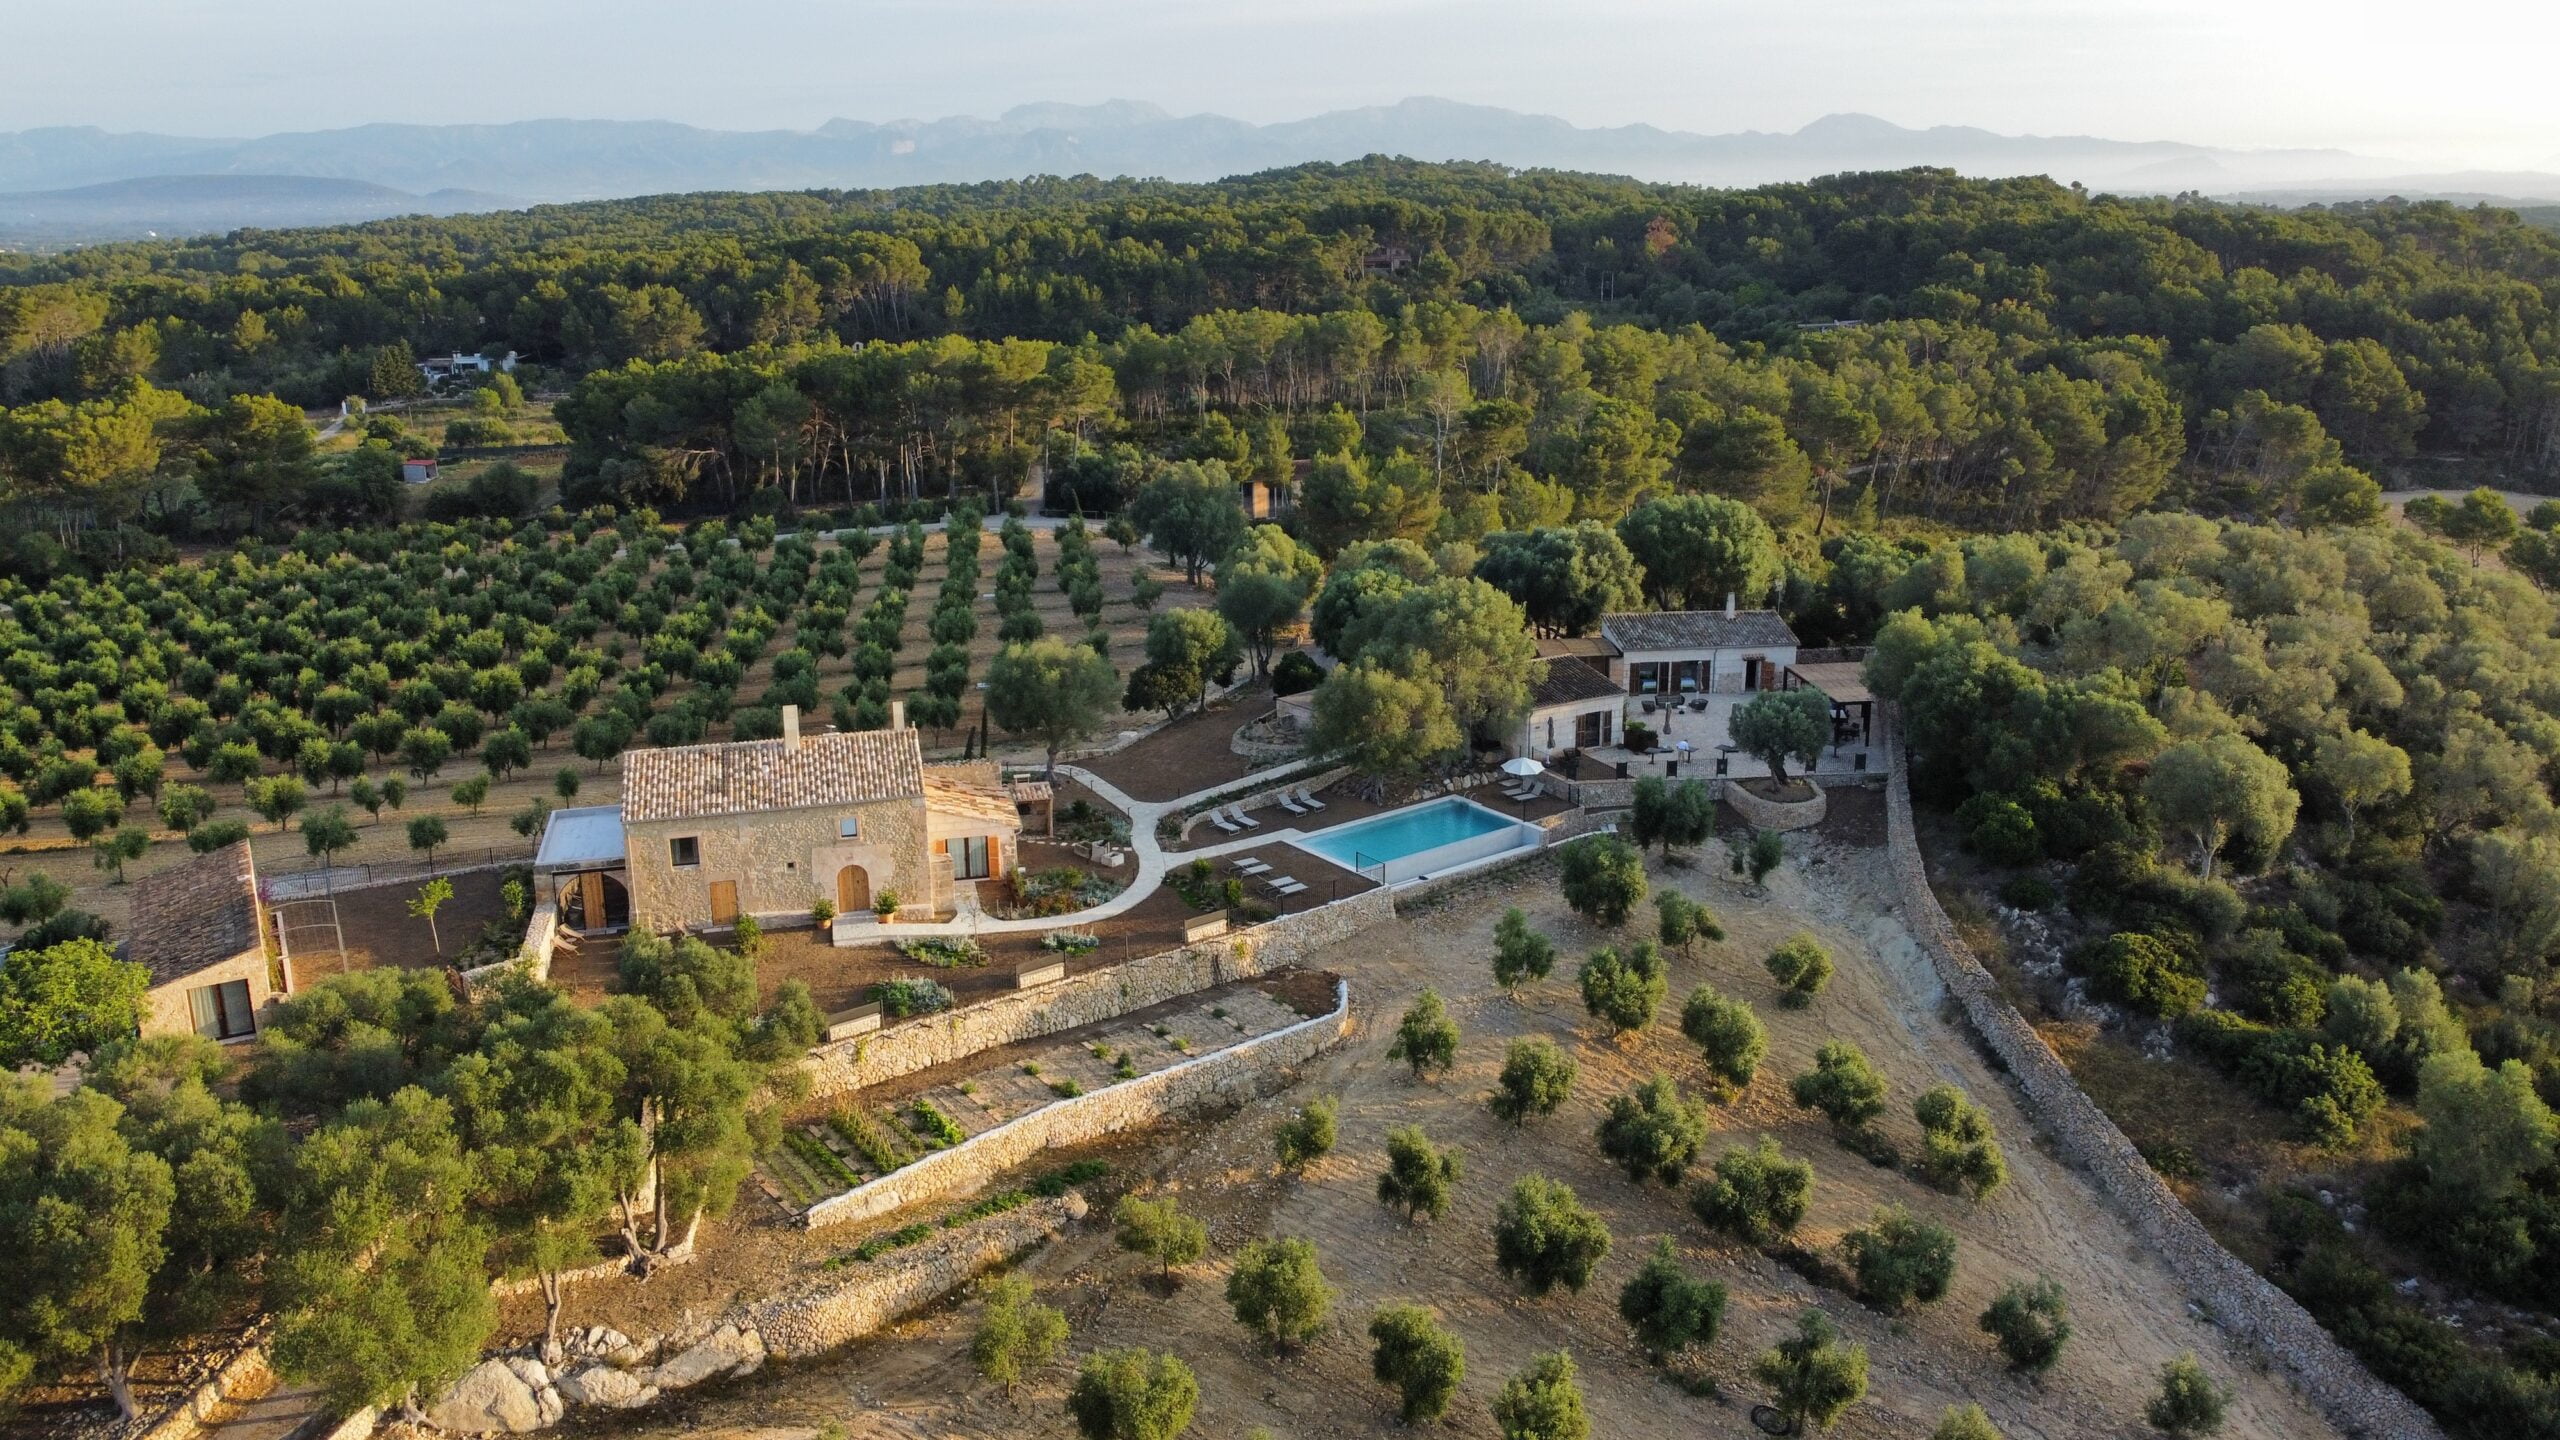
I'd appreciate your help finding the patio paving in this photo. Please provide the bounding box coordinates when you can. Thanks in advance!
[1586,691,1881,781]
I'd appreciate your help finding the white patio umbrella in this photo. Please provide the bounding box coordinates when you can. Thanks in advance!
[1500,755,1545,819]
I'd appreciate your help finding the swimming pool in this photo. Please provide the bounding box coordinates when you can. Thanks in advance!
[1293,796,1535,883]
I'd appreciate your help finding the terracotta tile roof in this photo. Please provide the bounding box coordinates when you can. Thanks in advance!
[1530,657,1622,708]
[621,728,925,824]
[126,841,264,986]
[924,770,1025,828]
[1535,635,1619,660]
[1601,609,1799,652]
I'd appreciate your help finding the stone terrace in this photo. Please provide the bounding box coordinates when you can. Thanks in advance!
[759,973,1329,1210]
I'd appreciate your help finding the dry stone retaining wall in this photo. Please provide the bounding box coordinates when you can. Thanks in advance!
[803,978,1352,1229]
[802,887,1392,1098]
[1880,713,2438,1440]
[1725,777,1828,831]
[122,1322,275,1440]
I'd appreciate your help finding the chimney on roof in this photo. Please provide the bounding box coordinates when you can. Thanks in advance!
[1724,592,1737,620]
[782,704,802,754]
[889,699,907,731]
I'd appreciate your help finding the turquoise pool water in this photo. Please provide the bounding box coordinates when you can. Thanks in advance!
[1295,796,1519,873]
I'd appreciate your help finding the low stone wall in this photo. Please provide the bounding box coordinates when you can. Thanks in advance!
[750,1197,1077,1357]
[467,900,558,989]
[407,1199,1082,1436]
[1878,712,2439,1440]
[123,1322,275,1440]
[801,888,1393,1099]
[805,978,1351,1229]
[1725,777,1828,831]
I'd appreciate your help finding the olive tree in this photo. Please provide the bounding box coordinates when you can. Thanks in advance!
[1691,1136,1815,1244]
[1368,1304,1465,1425]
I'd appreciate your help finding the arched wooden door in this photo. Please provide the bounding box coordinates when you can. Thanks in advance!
[836,864,871,914]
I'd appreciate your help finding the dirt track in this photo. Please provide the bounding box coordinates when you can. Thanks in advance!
[576,818,2341,1440]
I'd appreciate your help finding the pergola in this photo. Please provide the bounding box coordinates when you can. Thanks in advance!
[1781,662,1876,747]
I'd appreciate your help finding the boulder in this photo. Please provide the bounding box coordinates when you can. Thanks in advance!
[556,1364,660,1410]
[427,1359,547,1434]
[644,1324,765,1389]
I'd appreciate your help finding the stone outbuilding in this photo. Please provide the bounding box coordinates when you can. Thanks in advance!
[127,840,283,1043]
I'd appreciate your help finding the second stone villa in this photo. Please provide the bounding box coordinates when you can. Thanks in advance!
[533,702,1028,937]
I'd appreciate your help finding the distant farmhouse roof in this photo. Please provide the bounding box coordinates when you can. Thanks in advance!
[1530,657,1622,708]
[126,841,263,985]
[922,771,1024,828]
[621,728,926,824]
[1534,636,1617,661]
[1601,610,1799,653]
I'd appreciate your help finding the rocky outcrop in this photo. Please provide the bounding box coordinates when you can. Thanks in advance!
[426,1358,563,1434]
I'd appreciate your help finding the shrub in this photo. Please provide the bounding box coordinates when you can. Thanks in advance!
[1274,1095,1339,1170]
[1387,988,1460,1078]
[1490,1351,1588,1440]
[972,1274,1069,1396]
[1112,1195,1207,1282]
[2146,1353,2228,1437]
[2173,1009,2386,1148]
[1226,1236,1333,1350]
[1754,1310,1868,1433]
[1376,1125,1464,1222]
[1996,874,2058,911]
[1617,1238,1726,1360]
[1764,933,1834,1007]
[1656,890,1724,954]
[1493,1174,1611,1296]
[1066,1348,1197,1440]
[1559,834,1647,925]
[1956,792,2040,866]
[1578,942,1666,1036]
[1843,1205,1958,1312]
[1731,826,1785,886]
[1368,1304,1465,1425]
[1979,1276,2071,1374]
[1913,1084,2007,1199]
[1792,1041,1888,1130]
[2073,931,2206,1017]
[1933,1405,2004,1440]
[1596,1072,1710,1185]
[1491,907,1557,991]
[1691,1136,1815,1244]
[1489,1036,1577,1126]
[1680,985,1766,1092]
[1271,650,1324,696]
[872,977,955,1018]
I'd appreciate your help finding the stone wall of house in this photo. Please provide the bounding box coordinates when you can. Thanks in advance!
[1879,711,2439,1440]
[802,888,1392,1099]
[625,794,927,931]
[142,949,273,1044]
[803,978,1351,1230]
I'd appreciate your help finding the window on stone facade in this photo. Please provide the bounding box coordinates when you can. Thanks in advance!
[951,835,990,880]
[670,835,700,867]
[838,816,860,839]
[189,979,255,1040]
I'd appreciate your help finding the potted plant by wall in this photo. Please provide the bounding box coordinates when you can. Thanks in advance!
[873,888,902,921]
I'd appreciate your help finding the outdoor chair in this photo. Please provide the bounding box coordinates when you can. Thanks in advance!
[1294,786,1327,810]
[1234,858,1271,875]
[1228,804,1261,828]
[1268,876,1307,896]
[1277,791,1308,815]
[1209,809,1242,834]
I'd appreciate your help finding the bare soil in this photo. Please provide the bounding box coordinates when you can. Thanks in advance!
[567,820,2341,1440]
[1077,686,1274,802]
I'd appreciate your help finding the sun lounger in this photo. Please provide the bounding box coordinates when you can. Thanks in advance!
[1234,858,1271,875]
[1229,804,1261,828]
[1209,809,1242,834]
[1276,791,1308,815]
[1293,786,1327,810]
[1269,877,1307,896]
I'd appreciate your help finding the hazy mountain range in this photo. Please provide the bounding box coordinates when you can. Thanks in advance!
[4,98,2557,246]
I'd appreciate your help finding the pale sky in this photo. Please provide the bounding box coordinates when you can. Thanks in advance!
[6,0,2556,168]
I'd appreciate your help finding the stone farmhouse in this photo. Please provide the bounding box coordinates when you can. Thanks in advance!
[126,840,282,1044]
[537,705,1024,935]
[1597,601,1801,696]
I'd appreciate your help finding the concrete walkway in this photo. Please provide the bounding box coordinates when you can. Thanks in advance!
[834,756,1321,941]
